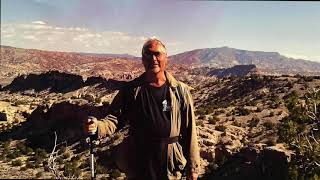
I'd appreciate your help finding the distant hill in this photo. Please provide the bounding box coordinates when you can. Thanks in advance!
[207,64,260,78]
[1,45,320,86]
[169,46,320,75]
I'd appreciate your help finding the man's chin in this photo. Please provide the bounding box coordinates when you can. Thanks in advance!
[147,67,161,74]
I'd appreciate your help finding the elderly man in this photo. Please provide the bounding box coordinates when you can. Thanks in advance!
[85,38,200,180]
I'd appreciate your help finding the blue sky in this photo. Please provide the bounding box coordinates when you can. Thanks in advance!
[1,0,320,62]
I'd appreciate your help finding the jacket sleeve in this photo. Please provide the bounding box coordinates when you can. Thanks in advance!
[96,89,125,139]
[181,87,201,174]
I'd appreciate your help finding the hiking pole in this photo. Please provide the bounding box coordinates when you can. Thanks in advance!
[87,116,96,180]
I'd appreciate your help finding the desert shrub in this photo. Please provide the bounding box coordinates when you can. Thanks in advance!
[109,169,122,178]
[20,166,27,171]
[208,116,219,125]
[35,148,47,159]
[79,161,89,169]
[17,143,27,155]
[59,146,66,155]
[63,161,81,178]
[215,125,226,132]
[279,88,320,178]
[265,137,277,146]
[26,160,35,169]
[249,116,260,127]
[12,159,22,166]
[43,160,50,172]
[96,164,108,174]
[0,154,6,161]
[63,151,71,159]
[7,151,20,159]
[3,140,11,150]
[71,155,81,162]
[35,172,43,178]
[25,147,33,155]
[234,107,251,116]
[198,115,206,120]
[196,120,204,127]
[263,121,275,130]
[56,157,64,164]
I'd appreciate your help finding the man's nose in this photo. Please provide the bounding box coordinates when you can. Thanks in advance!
[152,55,157,61]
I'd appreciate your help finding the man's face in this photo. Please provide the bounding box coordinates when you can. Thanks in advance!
[142,41,167,74]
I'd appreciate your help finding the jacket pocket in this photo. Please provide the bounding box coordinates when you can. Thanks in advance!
[168,142,187,172]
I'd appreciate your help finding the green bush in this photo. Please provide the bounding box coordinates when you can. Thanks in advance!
[26,147,34,155]
[12,159,22,166]
[63,151,71,159]
[26,160,35,169]
[7,151,20,159]
[278,119,298,142]
[35,148,47,159]
[63,161,81,178]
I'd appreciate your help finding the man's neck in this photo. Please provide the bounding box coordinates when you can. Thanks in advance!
[145,71,166,87]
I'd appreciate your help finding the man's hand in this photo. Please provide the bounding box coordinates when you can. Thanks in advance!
[187,172,198,180]
[84,117,98,135]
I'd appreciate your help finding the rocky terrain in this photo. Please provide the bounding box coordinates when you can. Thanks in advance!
[1,45,320,87]
[0,70,319,179]
[0,45,319,179]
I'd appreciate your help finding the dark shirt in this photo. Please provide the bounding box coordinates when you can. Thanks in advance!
[133,81,172,179]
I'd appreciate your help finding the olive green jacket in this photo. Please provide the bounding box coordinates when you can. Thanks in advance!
[96,71,200,179]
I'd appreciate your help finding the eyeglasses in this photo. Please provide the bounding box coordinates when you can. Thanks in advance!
[143,51,165,59]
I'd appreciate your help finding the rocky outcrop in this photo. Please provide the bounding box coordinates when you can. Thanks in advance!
[84,76,108,86]
[9,100,112,150]
[3,71,84,93]
[202,144,293,180]
[169,46,320,75]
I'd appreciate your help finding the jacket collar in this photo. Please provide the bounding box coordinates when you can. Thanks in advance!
[136,71,179,88]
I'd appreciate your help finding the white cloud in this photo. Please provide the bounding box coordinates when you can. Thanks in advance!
[23,35,38,40]
[0,21,150,56]
[32,21,47,25]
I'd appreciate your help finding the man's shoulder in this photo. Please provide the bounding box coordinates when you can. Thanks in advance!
[177,81,194,92]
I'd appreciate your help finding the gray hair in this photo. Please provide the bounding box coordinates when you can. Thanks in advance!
[141,38,167,56]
